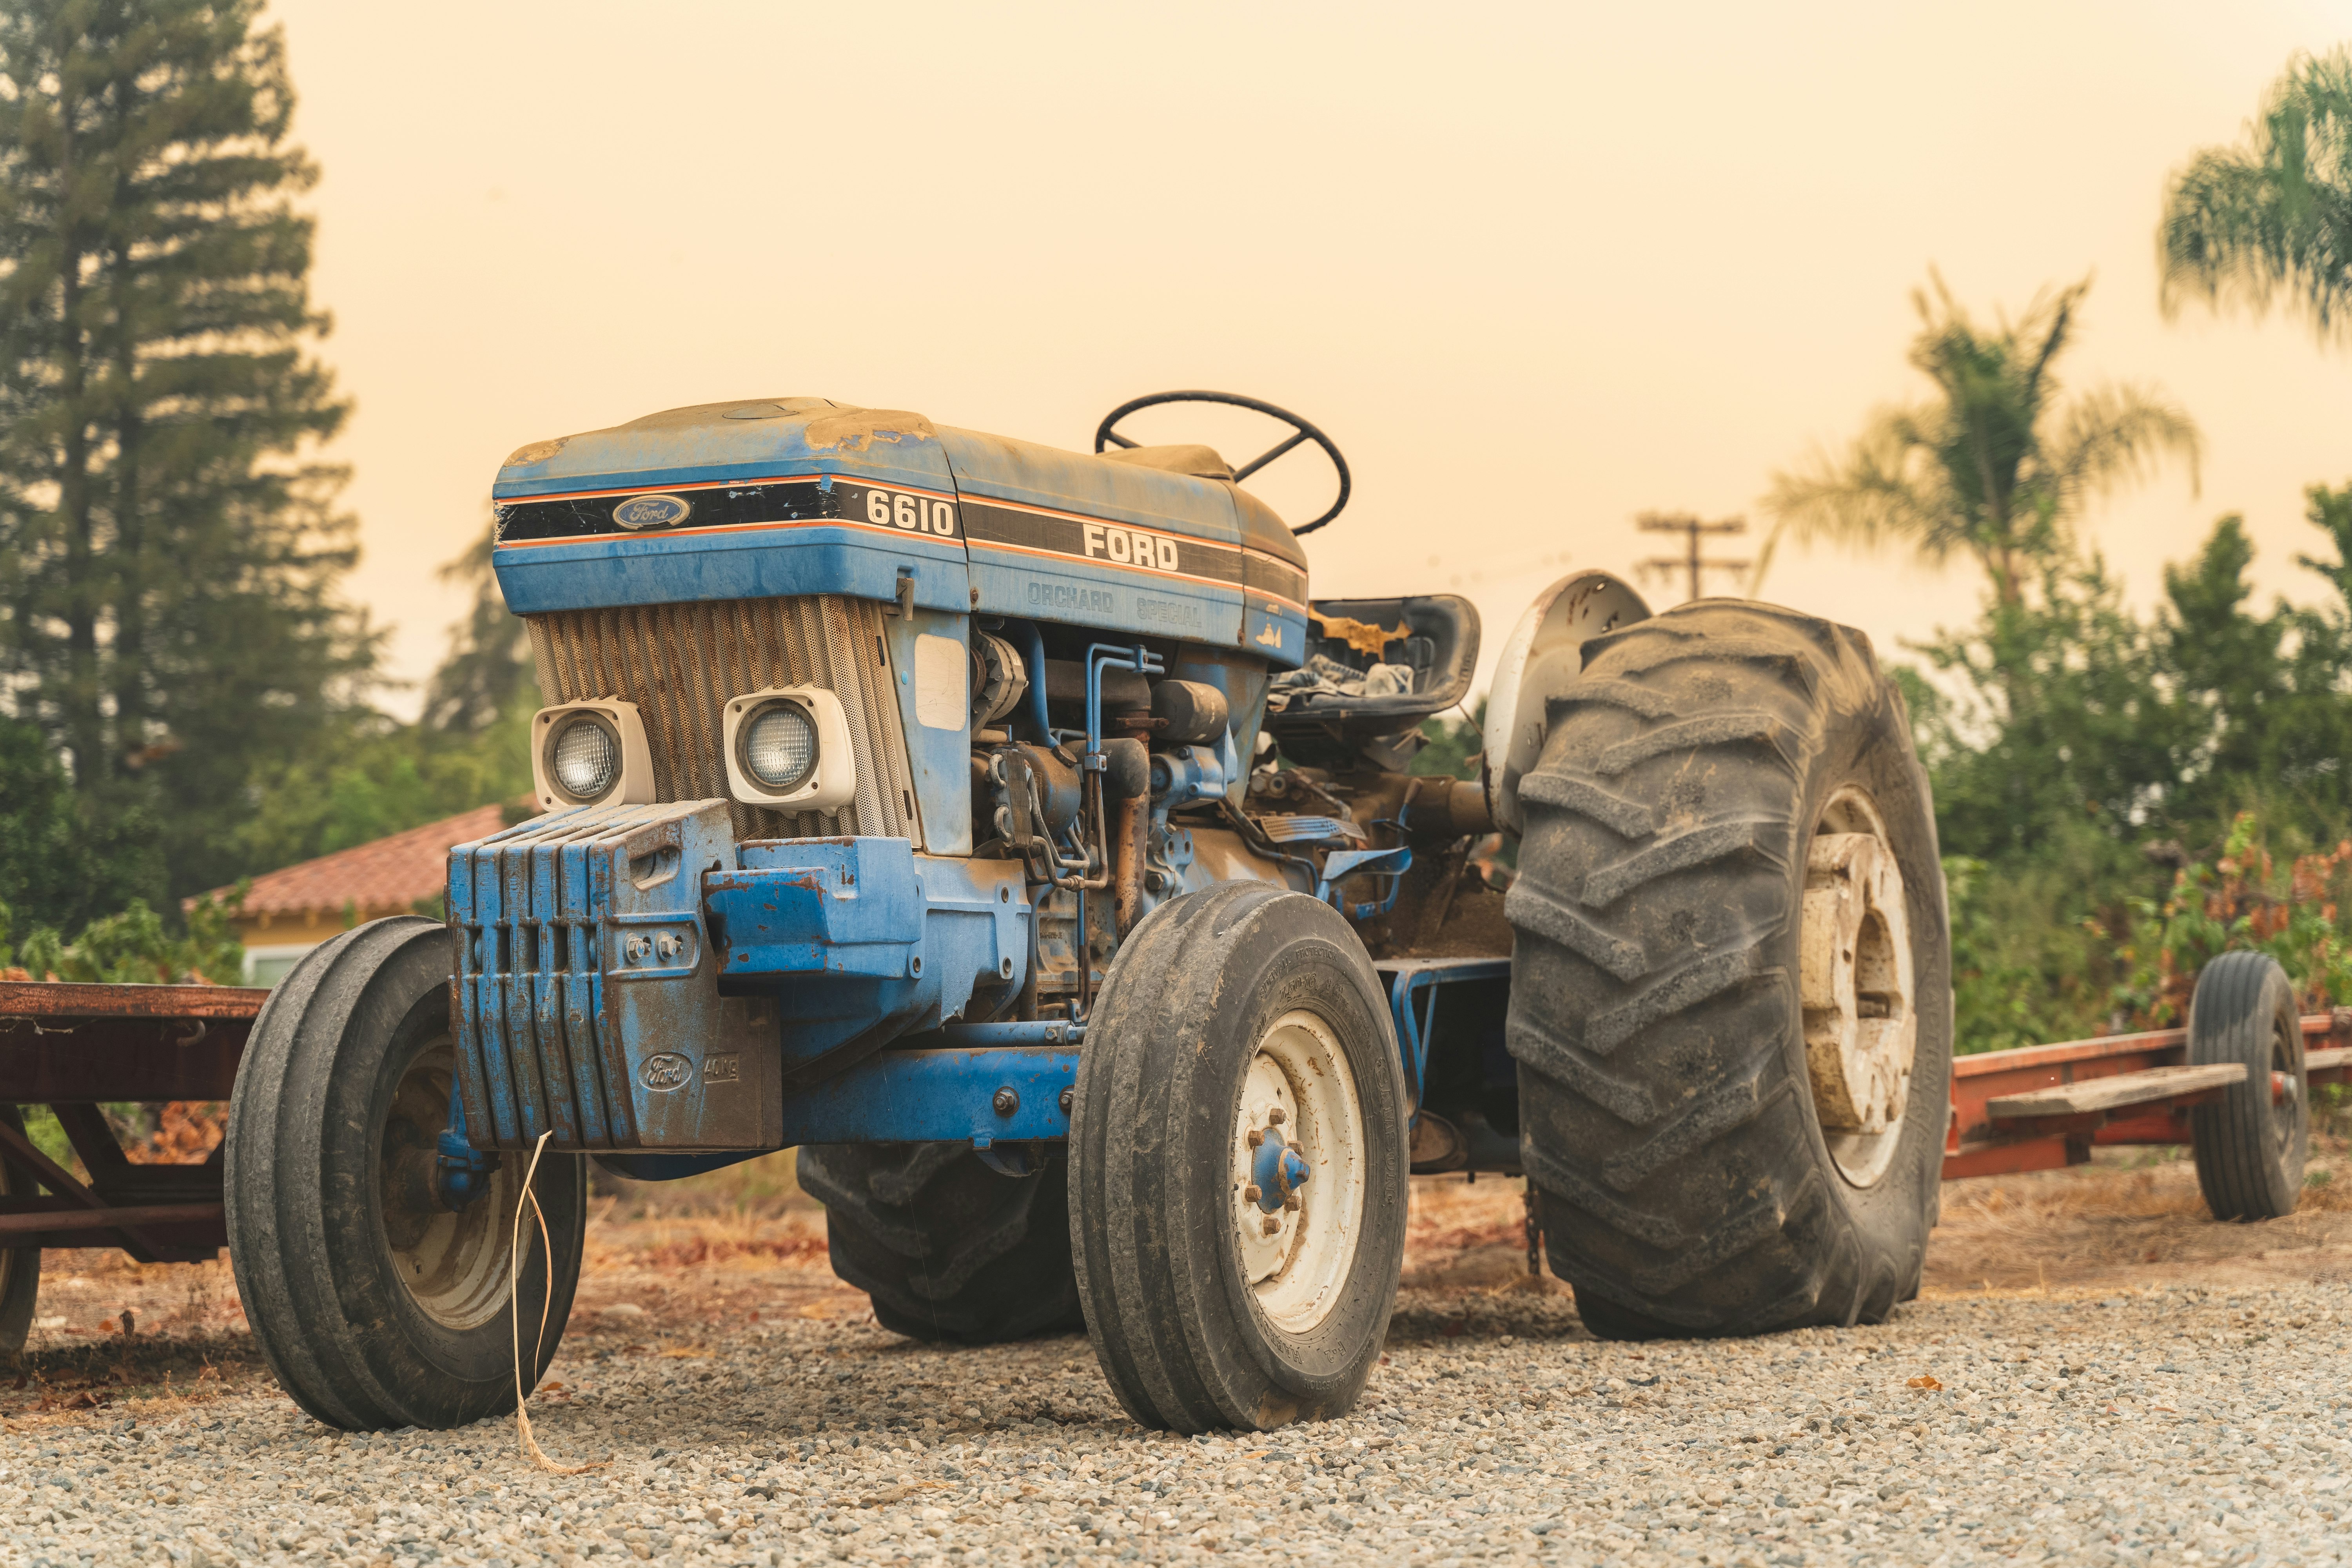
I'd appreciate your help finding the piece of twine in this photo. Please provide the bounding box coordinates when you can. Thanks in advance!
[511,1130,604,1474]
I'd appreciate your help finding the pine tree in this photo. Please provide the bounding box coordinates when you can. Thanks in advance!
[0,0,367,904]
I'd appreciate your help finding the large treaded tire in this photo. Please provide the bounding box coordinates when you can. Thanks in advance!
[2187,951,2307,1221]
[1504,600,1951,1338]
[1069,884,1408,1433]
[0,1105,40,1359]
[225,917,586,1430]
[797,1144,1087,1344]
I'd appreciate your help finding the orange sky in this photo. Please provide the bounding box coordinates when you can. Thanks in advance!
[271,0,2352,711]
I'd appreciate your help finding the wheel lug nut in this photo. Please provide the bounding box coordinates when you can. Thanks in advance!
[1243,1185,1263,1203]
[1247,1129,1264,1149]
[1259,1215,1280,1236]
[1283,1194,1300,1212]
[1267,1107,1287,1125]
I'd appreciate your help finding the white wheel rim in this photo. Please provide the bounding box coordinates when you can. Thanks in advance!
[1232,1008,1366,1334]
[1801,788,1918,1188]
[379,1038,523,1331]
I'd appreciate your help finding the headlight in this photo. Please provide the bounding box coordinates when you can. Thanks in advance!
[529,700,650,812]
[739,701,818,791]
[549,713,621,800]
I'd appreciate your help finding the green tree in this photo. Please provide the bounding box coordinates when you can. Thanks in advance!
[0,0,368,904]
[0,712,159,929]
[2160,46,2352,346]
[238,519,537,872]
[1760,273,2201,605]
[2154,505,2352,828]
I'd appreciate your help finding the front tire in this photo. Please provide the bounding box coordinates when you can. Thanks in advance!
[225,917,586,1430]
[2188,951,2307,1221]
[797,1143,1086,1343]
[1069,884,1407,1432]
[1505,601,1951,1338]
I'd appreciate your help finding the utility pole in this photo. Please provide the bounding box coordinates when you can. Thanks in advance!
[1635,512,1751,602]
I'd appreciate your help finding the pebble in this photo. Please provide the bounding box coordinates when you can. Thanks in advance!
[2,1281,2347,1565]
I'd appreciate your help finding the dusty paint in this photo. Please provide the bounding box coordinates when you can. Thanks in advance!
[802,407,938,453]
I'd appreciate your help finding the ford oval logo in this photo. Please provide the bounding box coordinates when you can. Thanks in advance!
[612,493,691,530]
[639,1052,692,1092]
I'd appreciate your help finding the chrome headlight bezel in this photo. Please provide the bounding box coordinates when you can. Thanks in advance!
[735,699,820,794]
[721,684,857,811]
[547,711,623,801]
[530,699,654,811]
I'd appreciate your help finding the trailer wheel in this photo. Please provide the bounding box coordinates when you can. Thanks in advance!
[1069,883,1407,1433]
[0,1105,39,1359]
[2188,951,2308,1221]
[796,1144,1086,1343]
[1506,601,1950,1338]
[225,917,586,1430]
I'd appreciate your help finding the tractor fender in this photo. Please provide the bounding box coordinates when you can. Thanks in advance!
[1480,570,1652,835]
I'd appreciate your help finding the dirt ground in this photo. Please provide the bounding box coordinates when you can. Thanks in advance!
[10,1136,2352,1425]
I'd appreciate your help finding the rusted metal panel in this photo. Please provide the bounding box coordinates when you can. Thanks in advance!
[0,1200,223,1238]
[0,980,262,1103]
[1940,1134,2085,1180]
[0,981,269,1019]
[2092,1104,2204,1145]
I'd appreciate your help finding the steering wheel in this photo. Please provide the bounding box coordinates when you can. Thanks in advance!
[1093,390,1351,536]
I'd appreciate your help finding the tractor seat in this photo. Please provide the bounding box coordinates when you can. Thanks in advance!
[1094,443,1236,482]
[1261,595,1482,766]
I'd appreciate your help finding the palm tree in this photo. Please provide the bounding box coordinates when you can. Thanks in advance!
[2160,47,2352,346]
[1760,273,2201,605]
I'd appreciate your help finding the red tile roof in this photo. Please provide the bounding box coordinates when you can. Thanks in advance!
[217,804,513,917]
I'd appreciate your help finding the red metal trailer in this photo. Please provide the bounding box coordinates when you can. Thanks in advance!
[1947,1009,2351,1178]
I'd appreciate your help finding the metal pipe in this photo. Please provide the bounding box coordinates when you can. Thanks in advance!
[1113,788,1149,935]
[0,1202,224,1237]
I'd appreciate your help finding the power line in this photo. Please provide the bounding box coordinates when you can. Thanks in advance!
[1634,512,1751,602]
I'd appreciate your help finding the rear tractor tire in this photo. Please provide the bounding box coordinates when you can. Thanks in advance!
[225,917,587,1430]
[1069,883,1408,1433]
[2187,951,2308,1221]
[1505,600,1952,1339]
[796,1143,1087,1344]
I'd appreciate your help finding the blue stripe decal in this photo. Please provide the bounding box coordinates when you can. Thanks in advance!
[493,526,969,615]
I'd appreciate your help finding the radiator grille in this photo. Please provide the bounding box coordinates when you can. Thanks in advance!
[526,595,920,843]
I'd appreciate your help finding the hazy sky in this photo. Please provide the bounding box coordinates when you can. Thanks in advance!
[270,0,2352,712]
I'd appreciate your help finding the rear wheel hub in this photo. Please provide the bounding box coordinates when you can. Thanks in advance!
[1801,788,1917,1187]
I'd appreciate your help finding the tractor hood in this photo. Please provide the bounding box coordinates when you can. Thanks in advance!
[488,397,1310,667]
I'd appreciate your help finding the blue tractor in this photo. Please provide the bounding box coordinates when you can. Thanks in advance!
[223,393,1952,1433]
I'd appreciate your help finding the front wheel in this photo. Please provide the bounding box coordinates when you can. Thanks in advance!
[1069,884,1408,1433]
[225,918,586,1430]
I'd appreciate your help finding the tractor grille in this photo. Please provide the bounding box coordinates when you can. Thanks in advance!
[526,595,921,844]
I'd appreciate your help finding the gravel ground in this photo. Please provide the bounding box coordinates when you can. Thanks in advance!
[7,1160,2352,1567]
[5,1272,2350,1567]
